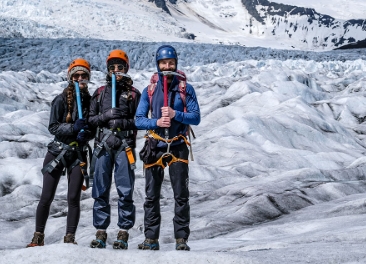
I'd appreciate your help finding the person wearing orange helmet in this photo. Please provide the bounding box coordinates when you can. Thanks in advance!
[26,58,93,247]
[88,49,141,249]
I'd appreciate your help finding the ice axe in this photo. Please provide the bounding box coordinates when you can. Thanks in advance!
[73,80,90,191]
[111,72,136,170]
[74,81,82,118]
[159,71,195,161]
[111,72,131,107]
[111,73,116,108]
[159,71,185,153]
[73,80,87,126]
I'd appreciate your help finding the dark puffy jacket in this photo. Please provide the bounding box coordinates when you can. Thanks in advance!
[47,89,92,158]
[88,81,141,148]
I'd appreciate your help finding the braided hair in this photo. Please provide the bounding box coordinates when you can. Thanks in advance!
[123,77,133,101]
[106,74,134,100]
[63,82,90,123]
[64,83,75,123]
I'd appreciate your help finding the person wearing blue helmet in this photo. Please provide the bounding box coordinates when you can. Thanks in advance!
[135,45,200,251]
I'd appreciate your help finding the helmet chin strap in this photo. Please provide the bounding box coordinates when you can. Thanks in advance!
[160,71,184,78]
[108,72,133,87]
[114,72,131,78]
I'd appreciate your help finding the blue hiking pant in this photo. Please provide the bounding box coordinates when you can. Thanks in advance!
[92,148,136,230]
[144,143,190,240]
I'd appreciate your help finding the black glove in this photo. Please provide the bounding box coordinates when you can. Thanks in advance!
[99,108,125,123]
[105,134,122,150]
[108,119,126,130]
[76,130,90,143]
[73,118,87,133]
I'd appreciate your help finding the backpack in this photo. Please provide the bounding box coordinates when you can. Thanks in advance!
[147,70,187,113]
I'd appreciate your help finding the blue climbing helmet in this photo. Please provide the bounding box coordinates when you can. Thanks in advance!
[155,45,178,71]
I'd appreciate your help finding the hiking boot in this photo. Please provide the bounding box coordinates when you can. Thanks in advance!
[90,230,107,248]
[176,238,190,251]
[113,230,129,249]
[26,232,44,248]
[137,238,160,250]
[64,233,77,244]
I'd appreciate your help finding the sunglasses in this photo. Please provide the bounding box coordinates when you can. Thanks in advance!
[72,73,89,79]
[108,64,126,71]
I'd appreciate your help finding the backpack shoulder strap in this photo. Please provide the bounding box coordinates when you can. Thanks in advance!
[176,70,195,157]
[96,86,106,103]
[147,72,159,112]
[177,70,187,112]
[130,86,139,100]
[96,86,106,114]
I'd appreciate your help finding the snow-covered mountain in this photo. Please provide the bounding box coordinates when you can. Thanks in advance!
[1,0,366,50]
[274,0,366,20]
[240,0,366,49]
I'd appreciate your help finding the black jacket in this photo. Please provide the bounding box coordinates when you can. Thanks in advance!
[89,81,141,148]
[47,90,92,157]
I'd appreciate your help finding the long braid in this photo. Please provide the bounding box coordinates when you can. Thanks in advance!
[123,77,133,101]
[65,83,75,123]
[127,86,132,101]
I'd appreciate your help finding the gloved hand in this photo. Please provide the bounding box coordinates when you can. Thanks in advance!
[105,134,122,150]
[108,119,126,130]
[99,108,126,123]
[76,130,90,143]
[73,118,87,133]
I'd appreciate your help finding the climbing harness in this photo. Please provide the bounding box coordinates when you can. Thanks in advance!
[41,140,90,190]
[143,130,190,169]
[89,127,136,187]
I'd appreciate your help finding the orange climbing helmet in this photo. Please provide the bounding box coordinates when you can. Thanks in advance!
[106,49,130,72]
[67,58,91,81]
